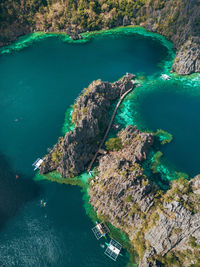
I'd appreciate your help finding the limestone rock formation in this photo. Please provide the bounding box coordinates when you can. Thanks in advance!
[88,126,200,266]
[89,125,155,239]
[172,37,200,75]
[66,26,82,40]
[40,73,135,177]
[141,176,200,266]
[139,0,200,75]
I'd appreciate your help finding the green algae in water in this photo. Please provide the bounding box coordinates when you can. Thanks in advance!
[34,170,90,187]
[151,151,164,174]
[154,129,173,145]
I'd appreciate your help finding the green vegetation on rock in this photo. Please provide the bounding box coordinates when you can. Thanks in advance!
[105,137,122,151]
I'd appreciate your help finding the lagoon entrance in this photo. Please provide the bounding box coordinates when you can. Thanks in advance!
[0,28,199,266]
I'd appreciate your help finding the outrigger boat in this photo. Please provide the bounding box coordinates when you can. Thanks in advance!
[89,171,95,177]
[92,222,109,240]
[32,158,43,171]
[161,74,170,80]
[112,124,120,130]
[104,239,122,261]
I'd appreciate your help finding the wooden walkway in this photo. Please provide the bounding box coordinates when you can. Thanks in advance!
[87,85,134,172]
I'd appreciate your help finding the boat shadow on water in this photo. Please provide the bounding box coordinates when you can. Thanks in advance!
[0,153,40,231]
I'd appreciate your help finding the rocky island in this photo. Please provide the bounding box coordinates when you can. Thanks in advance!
[0,0,200,75]
[89,125,200,266]
[39,73,200,266]
[1,1,200,265]
[40,73,135,177]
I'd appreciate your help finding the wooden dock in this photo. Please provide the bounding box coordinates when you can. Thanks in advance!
[87,85,134,172]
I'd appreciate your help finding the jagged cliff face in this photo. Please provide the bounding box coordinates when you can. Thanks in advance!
[89,126,200,266]
[89,125,155,239]
[0,0,199,75]
[142,176,200,267]
[38,72,200,265]
[141,0,200,49]
[172,37,200,75]
[40,74,135,177]
[140,0,200,74]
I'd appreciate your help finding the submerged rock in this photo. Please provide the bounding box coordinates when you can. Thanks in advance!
[40,73,135,177]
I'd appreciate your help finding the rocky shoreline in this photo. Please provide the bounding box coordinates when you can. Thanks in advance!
[1,23,200,76]
[1,1,200,75]
[172,37,200,75]
[1,1,200,265]
[40,73,135,177]
[89,125,200,267]
[40,73,200,266]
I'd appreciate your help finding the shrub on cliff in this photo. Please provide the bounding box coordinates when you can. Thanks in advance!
[105,137,122,151]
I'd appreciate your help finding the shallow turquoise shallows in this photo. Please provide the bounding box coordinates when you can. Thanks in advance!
[0,28,199,266]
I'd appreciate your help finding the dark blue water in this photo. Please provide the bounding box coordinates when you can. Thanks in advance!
[0,31,172,266]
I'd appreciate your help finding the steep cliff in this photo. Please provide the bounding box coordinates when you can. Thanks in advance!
[89,125,155,240]
[40,73,135,177]
[172,37,200,75]
[89,125,200,267]
[38,72,200,265]
[1,0,200,75]
[139,0,200,75]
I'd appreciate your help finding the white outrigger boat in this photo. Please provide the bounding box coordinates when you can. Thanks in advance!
[161,74,170,80]
[32,158,43,171]
[104,239,122,261]
[92,222,109,240]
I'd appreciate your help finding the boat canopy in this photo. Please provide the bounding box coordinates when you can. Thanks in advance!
[32,158,43,171]
[104,239,122,261]
[92,222,108,240]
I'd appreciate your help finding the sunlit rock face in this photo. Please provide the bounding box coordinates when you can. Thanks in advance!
[89,125,155,238]
[172,37,200,75]
[40,74,135,177]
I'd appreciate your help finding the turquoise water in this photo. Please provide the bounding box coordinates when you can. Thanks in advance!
[118,77,200,180]
[0,28,198,266]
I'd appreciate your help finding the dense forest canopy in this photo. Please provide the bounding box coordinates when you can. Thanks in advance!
[1,0,199,46]
[0,0,199,74]
[0,0,147,35]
